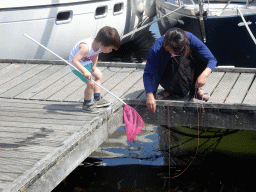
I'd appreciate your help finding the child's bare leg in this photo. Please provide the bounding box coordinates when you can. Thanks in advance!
[91,67,111,107]
[82,80,99,113]
[84,80,94,100]
[92,67,102,94]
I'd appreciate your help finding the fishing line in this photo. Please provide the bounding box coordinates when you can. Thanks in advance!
[163,89,202,179]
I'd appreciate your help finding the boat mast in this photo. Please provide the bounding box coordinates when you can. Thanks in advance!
[198,0,206,42]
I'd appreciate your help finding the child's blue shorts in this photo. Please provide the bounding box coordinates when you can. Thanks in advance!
[72,63,93,83]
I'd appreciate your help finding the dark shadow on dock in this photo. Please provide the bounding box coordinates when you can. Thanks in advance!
[123,89,145,100]
[42,103,83,115]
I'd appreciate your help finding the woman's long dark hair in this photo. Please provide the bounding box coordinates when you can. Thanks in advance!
[163,28,190,59]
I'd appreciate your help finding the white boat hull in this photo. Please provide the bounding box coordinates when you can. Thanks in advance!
[0,0,154,60]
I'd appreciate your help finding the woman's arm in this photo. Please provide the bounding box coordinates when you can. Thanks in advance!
[189,33,217,71]
[189,33,217,87]
[195,67,212,88]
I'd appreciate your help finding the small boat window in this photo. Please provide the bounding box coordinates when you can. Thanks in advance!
[95,6,108,19]
[55,10,73,25]
[57,12,70,21]
[113,3,124,15]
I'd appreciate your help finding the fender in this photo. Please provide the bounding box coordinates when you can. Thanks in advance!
[145,0,156,18]
[131,0,145,16]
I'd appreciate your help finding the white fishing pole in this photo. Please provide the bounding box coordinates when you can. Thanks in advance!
[24,33,126,105]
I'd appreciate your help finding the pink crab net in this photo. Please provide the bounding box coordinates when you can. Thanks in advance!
[123,105,145,142]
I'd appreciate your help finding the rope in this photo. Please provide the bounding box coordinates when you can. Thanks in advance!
[237,8,256,45]
[121,6,185,40]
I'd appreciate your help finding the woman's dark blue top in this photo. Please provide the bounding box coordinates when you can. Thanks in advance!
[143,31,217,95]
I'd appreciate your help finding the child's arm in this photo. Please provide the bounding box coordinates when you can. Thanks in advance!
[91,54,99,72]
[72,43,92,80]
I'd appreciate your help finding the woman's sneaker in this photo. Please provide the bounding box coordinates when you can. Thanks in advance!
[94,97,111,107]
[82,102,99,114]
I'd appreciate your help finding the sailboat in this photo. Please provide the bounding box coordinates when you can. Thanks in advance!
[0,0,156,61]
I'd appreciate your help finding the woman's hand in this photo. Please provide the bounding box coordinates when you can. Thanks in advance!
[195,67,212,88]
[195,74,207,88]
[146,93,156,113]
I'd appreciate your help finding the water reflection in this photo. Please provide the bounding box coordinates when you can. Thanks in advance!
[53,124,256,191]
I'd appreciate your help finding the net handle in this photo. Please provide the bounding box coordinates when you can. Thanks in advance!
[24,33,126,105]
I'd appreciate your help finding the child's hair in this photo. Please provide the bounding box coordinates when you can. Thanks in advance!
[95,26,121,50]
[163,27,190,58]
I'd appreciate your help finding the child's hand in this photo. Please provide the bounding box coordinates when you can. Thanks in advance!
[83,71,92,80]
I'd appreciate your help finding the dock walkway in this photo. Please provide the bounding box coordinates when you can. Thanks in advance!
[0,60,256,191]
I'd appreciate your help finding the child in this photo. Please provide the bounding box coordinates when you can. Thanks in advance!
[69,26,120,113]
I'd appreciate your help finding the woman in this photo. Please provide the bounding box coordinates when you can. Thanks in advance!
[143,28,217,113]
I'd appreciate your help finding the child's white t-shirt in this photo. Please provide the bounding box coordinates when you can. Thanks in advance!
[69,38,101,71]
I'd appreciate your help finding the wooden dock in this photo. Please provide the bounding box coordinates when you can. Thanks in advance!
[1,60,256,191]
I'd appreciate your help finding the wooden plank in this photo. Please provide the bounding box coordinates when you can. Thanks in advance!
[47,77,84,101]
[0,181,11,191]
[63,67,121,102]
[0,106,92,121]
[213,66,256,73]
[243,77,256,105]
[0,129,73,139]
[98,61,146,69]
[31,72,77,101]
[104,69,144,102]
[0,64,36,86]
[202,72,225,95]
[0,116,89,126]
[0,149,46,159]
[0,100,94,117]
[87,67,136,103]
[0,65,62,98]
[0,98,108,117]
[0,164,32,174]
[124,77,145,100]
[0,99,84,113]
[0,65,50,96]
[0,173,21,183]
[1,104,86,117]
[0,97,69,106]
[225,73,255,104]
[14,65,69,99]
[208,72,240,103]
[0,64,21,76]
[0,122,82,132]
[0,137,68,146]
[0,63,10,70]
[0,137,70,148]
[101,67,122,81]
[0,157,39,167]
